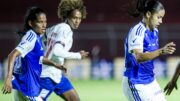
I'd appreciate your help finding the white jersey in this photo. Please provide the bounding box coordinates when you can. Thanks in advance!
[40,23,81,83]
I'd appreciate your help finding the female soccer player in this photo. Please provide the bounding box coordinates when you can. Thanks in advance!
[39,0,88,101]
[164,63,180,95]
[122,0,176,101]
[2,6,64,101]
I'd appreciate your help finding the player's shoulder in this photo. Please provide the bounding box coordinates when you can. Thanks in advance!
[26,30,36,36]
[53,23,71,30]
[22,30,37,42]
[130,22,146,34]
[132,22,146,31]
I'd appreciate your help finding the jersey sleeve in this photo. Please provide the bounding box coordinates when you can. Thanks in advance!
[56,26,72,44]
[15,31,37,57]
[53,43,81,59]
[128,26,145,52]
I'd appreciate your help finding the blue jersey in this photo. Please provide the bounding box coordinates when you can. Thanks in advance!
[124,22,159,84]
[12,30,44,97]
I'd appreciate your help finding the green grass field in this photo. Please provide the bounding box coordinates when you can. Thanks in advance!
[0,79,180,101]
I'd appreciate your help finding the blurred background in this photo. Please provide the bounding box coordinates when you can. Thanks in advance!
[0,0,180,101]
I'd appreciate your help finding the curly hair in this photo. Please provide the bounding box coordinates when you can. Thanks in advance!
[57,0,87,21]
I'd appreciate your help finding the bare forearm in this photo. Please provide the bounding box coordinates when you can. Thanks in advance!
[134,49,162,62]
[7,50,20,78]
[42,58,56,67]
[7,55,14,77]
[42,58,64,70]
[134,42,176,63]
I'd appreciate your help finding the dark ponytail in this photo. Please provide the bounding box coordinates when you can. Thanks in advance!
[130,0,164,17]
[17,6,45,37]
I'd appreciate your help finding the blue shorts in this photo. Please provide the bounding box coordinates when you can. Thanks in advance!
[39,74,74,100]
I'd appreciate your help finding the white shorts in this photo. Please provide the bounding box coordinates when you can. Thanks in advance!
[122,76,166,101]
[14,90,43,101]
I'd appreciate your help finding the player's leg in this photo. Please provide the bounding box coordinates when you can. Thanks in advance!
[122,76,160,101]
[13,76,29,101]
[150,79,166,101]
[54,75,80,101]
[27,96,43,101]
[122,76,138,101]
[14,90,43,101]
[39,77,56,101]
[134,82,155,101]
[134,79,166,101]
[14,90,29,101]
[59,89,80,101]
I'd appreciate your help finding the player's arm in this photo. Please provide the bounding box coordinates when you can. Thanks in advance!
[129,26,175,62]
[52,25,89,59]
[2,32,34,94]
[53,43,89,59]
[42,57,67,72]
[2,49,21,94]
[164,63,180,95]
[132,42,176,63]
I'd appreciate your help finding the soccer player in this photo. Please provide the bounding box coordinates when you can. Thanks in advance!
[2,6,64,101]
[164,63,180,95]
[122,0,176,101]
[39,0,88,101]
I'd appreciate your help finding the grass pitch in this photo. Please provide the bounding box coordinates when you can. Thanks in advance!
[0,79,180,101]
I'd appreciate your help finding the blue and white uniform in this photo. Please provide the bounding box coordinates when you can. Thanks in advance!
[122,22,166,101]
[12,30,44,101]
[39,23,81,101]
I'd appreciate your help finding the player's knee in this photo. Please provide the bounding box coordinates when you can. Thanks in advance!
[67,95,80,101]
[74,96,80,101]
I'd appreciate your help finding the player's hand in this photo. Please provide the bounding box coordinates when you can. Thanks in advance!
[79,50,89,58]
[161,42,176,55]
[2,77,12,94]
[164,81,178,95]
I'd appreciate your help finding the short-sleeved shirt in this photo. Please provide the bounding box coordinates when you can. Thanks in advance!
[12,30,44,97]
[124,22,159,84]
